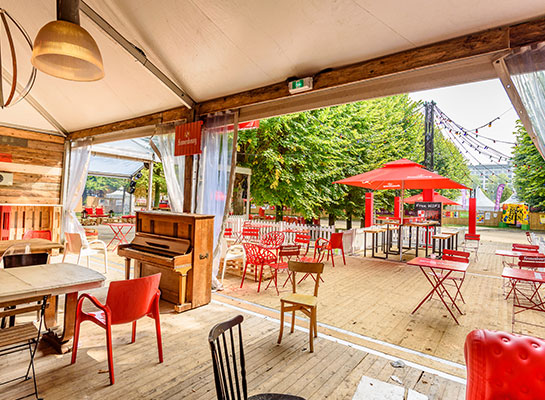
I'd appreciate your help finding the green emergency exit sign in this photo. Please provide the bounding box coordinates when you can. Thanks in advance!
[288,77,313,94]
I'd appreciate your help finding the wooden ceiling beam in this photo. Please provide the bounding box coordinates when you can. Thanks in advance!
[69,16,545,141]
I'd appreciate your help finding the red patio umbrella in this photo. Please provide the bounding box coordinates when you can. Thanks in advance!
[333,159,467,191]
[334,158,467,223]
[403,191,460,206]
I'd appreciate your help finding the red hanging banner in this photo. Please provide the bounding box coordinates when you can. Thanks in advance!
[174,121,203,156]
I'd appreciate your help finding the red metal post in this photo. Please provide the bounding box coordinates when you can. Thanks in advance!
[422,189,434,202]
[0,206,11,240]
[394,196,401,219]
[469,197,476,235]
[365,192,374,227]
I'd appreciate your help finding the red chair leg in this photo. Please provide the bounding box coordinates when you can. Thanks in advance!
[341,248,346,265]
[257,264,264,292]
[131,321,137,343]
[71,317,82,364]
[152,294,163,363]
[330,249,335,267]
[106,323,115,385]
[240,261,249,288]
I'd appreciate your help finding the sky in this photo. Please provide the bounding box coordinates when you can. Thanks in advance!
[409,79,518,165]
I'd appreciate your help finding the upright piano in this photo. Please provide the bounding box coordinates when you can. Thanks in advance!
[118,211,214,312]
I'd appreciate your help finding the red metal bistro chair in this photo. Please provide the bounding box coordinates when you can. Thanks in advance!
[240,243,276,293]
[298,238,329,284]
[241,227,260,243]
[294,232,311,256]
[440,249,470,304]
[464,329,545,400]
[22,229,52,240]
[464,233,480,259]
[265,244,301,294]
[512,243,539,252]
[71,274,163,385]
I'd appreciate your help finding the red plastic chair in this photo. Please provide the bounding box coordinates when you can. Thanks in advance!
[294,232,311,256]
[328,232,346,266]
[260,231,285,250]
[465,329,545,400]
[264,244,301,294]
[94,207,107,217]
[240,243,276,292]
[84,207,94,216]
[71,274,163,385]
[22,230,52,240]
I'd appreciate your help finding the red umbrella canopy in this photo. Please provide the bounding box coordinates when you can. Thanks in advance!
[334,159,468,190]
[403,191,460,205]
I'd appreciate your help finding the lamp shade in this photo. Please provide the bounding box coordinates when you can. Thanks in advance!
[31,20,104,81]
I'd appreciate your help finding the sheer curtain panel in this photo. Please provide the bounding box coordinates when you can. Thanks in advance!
[196,111,234,288]
[154,123,186,212]
[64,141,91,240]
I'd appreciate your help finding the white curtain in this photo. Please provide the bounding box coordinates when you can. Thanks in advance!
[154,123,185,212]
[505,45,545,155]
[64,141,91,241]
[196,111,234,288]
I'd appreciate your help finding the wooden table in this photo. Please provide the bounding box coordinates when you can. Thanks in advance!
[0,238,63,254]
[407,257,469,324]
[0,263,105,353]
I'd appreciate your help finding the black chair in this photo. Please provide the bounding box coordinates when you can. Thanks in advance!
[0,295,48,400]
[1,253,49,329]
[208,315,305,400]
[3,253,49,269]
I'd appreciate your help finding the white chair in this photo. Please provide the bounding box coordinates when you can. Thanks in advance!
[62,232,108,273]
[220,237,245,286]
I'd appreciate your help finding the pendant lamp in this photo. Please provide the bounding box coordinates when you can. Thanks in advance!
[31,0,104,81]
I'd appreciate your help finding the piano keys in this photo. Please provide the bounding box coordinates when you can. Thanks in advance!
[118,211,214,312]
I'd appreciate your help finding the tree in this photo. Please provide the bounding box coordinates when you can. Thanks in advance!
[237,95,472,221]
[84,176,127,204]
[134,163,168,207]
[513,121,545,209]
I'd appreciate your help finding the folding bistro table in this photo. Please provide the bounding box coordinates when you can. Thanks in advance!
[407,257,469,324]
[105,222,135,249]
[495,249,545,267]
[502,267,545,332]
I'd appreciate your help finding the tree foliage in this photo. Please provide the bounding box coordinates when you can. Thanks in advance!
[134,163,168,207]
[483,173,513,203]
[513,121,545,209]
[237,95,471,220]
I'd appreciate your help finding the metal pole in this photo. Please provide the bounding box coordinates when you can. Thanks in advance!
[147,161,154,210]
[424,101,435,171]
[246,174,251,219]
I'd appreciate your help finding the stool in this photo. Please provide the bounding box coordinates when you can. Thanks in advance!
[432,233,451,257]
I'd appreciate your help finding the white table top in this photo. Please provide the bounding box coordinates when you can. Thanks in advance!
[0,263,105,303]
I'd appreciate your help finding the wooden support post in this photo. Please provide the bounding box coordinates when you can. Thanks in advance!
[183,155,194,213]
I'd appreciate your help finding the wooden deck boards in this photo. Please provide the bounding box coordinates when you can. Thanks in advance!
[1,298,464,399]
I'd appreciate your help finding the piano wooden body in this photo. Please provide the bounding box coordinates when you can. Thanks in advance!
[118,211,214,313]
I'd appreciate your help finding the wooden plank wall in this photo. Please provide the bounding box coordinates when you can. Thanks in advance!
[0,127,65,204]
[0,127,65,241]
[6,205,62,241]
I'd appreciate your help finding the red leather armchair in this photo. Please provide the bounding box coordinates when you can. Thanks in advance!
[465,329,545,399]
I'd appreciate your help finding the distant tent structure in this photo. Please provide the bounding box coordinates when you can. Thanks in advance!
[502,192,521,204]
[453,187,496,211]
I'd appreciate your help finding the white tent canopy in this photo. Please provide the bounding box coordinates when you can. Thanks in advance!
[1,0,544,135]
[502,192,522,204]
[454,187,497,211]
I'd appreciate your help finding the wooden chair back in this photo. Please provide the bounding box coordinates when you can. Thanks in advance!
[3,253,49,268]
[0,296,49,320]
[208,314,248,400]
[278,245,300,260]
[287,260,324,296]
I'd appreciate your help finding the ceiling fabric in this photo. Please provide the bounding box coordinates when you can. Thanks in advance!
[0,0,544,135]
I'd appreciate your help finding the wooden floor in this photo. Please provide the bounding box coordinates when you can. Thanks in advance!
[5,227,542,399]
[1,294,465,399]
[219,228,545,372]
